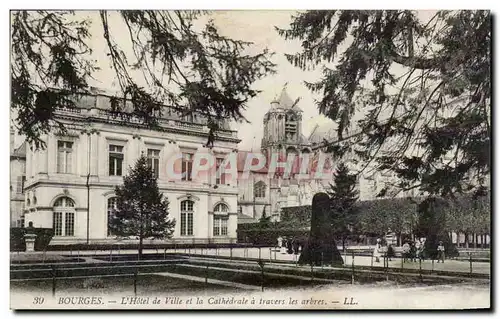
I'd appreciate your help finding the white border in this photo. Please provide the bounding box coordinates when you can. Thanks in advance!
[2,2,498,319]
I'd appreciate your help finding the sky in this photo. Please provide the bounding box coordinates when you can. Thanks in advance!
[81,10,335,151]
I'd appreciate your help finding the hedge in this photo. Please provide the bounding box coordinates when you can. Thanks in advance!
[10,228,54,252]
[237,221,309,245]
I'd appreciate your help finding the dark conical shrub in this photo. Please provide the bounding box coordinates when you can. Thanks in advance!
[298,192,344,266]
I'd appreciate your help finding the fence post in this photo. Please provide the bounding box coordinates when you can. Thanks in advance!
[261,264,265,292]
[230,246,233,260]
[431,258,434,273]
[385,254,389,281]
[259,247,261,260]
[401,253,404,269]
[205,263,209,285]
[109,247,113,262]
[134,268,138,296]
[321,252,324,270]
[310,264,314,282]
[274,248,277,261]
[469,252,473,275]
[164,248,166,260]
[269,248,272,263]
[371,252,374,269]
[419,258,422,281]
[52,265,56,297]
[351,251,355,285]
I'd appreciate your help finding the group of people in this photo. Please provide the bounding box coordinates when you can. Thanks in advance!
[401,239,425,262]
[373,238,446,263]
[277,236,301,255]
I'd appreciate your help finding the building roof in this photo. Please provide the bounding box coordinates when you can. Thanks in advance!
[271,87,302,112]
[308,121,338,145]
[11,141,26,158]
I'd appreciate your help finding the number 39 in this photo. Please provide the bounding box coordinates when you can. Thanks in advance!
[33,297,45,305]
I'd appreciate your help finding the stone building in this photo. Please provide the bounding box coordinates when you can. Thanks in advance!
[20,92,240,244]
[235,87,418,224]
[10,128,26,227]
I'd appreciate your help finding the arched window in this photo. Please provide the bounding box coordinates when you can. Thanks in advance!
[214,203,229,213]
[107,197,118,237]
[52,197,75,237]
[213,203,229,236]
[254,181,266,198]
[54,197,75,207]
[180,200,194,236]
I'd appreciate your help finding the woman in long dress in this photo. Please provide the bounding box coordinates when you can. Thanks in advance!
[373,238,381,262]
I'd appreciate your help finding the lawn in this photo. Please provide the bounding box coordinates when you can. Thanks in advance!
[10,274,237,295]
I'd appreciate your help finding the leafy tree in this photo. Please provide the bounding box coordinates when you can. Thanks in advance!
[278,10,491,197]
[109,154,175,259]
[445,193,490,248]
[416,197,458,258]
[327,162,359,250]
[11,10,275,148]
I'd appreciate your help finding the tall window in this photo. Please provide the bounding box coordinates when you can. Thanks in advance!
[109,145,124,176]
[213,203,229,236]
[181,153,193,181]
[180,200,194,236]
[57,141,73,173]
[53,197,75,236]
[107,197,118,237]
[147,149,160,178]
[215,158,226,185]
[254,181,266,198]
[16,175,26,194]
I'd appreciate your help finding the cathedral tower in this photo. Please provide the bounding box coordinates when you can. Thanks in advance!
[261,86,305,155]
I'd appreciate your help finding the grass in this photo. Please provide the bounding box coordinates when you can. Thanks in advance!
[10,274,236,295]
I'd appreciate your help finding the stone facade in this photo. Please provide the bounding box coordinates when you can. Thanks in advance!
[20,93,240,244]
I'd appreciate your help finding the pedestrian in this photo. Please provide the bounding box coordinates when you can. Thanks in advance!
[437,241,445,263]
[286,237,294,254]
[418,239,425,261]
[387,244,395,261]
[410,241,417,262]
[277,236,283,250]
[281,238,287,254]
[292,238,300,255]
[402,241,410,263]
[373,238,381,263]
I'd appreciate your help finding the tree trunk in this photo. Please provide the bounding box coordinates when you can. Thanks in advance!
[464,233,469,248]
[473,233,477,249]
[139,217,144,260]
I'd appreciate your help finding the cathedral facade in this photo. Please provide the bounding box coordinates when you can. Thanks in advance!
[236,88,418,224]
